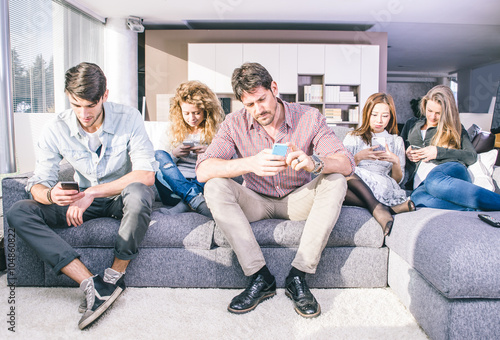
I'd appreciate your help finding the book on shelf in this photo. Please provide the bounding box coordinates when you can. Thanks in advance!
[324,85,340,102]
[348,107,359,122]
[325,108,342,122]
[339,91,357,103]
[324,86,357,103]
[303,84,323,102]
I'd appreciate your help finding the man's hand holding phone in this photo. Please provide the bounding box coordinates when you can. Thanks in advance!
[50,181,84,206]
[285,143,314,172]
[250,143,288,176]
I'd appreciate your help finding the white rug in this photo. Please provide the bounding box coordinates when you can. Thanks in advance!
[0,273,428,340]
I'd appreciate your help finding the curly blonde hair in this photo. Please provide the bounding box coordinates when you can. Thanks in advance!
[420,85,461,149]
[168,81,224,147]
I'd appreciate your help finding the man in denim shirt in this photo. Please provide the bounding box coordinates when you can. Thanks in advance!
[6,62,156,330]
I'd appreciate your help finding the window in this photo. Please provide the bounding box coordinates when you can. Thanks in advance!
[9,0,104,113]
[450,77,458,104]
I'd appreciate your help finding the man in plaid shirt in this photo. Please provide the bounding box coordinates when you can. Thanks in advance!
[196,62,354,318]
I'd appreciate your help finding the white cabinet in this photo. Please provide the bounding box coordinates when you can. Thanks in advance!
[360,45,380,108]
[324,45,361,85]
[243,44,280,83]
[188,44,216,90]
[215,44,243,93]
[297,44,325,75]
[279,44,298,94]
[187,42,380,127]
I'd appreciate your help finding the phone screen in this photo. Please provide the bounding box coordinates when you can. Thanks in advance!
[60,182,79,191]
[271,143,288,157]
[372,137,386,152]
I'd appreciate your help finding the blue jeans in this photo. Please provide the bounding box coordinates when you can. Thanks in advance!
[155,150,204,206]
[411,162,500,211]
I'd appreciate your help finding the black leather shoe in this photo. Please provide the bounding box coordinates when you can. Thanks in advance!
[228,274,276,314]
[285,276,321,318]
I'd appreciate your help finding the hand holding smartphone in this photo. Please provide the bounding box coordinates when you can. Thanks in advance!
[60,181,79,192]
[372,137,386,152]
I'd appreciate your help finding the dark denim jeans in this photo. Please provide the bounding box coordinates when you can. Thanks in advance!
[154,150,204,206]
[6,182,153,274]
[411,162,500,211]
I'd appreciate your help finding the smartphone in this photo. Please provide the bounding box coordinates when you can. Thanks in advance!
[372,137,386,152]
[271,143,288,157]
[182,141,195,147]
[411,145,422,150]
[60,181,79,192]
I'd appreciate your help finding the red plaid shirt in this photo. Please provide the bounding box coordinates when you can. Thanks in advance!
[196,99,354,197]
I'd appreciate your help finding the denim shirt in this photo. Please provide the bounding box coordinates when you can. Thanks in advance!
[27,102,157,192]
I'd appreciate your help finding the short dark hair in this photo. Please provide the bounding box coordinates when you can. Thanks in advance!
[231,62,273,101]
[64,62,107,103]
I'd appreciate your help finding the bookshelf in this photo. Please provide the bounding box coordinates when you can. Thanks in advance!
[188,43,380,128]
[324,84,359,126]
[294,74,360,127]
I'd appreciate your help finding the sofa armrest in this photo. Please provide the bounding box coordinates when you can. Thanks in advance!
[2,174,30,215]
[2,163,76,215]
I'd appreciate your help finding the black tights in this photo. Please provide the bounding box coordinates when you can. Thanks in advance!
[344,174,410,236]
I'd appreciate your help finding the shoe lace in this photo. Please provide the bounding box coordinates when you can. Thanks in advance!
[294,277,308,296]
[81,277,96,311]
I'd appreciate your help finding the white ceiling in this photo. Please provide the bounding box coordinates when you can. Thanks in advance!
[70,0,500,75]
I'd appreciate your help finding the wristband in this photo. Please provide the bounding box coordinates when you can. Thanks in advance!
[47,187,54,204]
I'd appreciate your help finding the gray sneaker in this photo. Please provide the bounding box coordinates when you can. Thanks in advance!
[79,268,125,313]
[78,275,124,330]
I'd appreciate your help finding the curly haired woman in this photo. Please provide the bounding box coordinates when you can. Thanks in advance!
[155,81,224,217]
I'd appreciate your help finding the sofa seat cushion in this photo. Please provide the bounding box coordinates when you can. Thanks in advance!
[214,206,384,248]
[54,209,215,250]
[387,208,500,299]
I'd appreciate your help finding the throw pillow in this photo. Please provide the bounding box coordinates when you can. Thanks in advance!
[467,149,499,191]
[467,123,482,142]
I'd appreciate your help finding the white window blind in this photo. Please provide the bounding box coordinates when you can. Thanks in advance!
[9,0,104,113]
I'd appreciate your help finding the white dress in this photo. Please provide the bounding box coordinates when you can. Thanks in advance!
[343,130,408,206]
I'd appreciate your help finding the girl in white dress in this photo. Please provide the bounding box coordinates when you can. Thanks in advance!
[343,93,414,236]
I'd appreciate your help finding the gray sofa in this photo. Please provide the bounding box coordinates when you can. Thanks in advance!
[3,126,500,340]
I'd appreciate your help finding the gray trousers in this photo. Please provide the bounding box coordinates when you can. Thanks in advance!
[6,182,153,274]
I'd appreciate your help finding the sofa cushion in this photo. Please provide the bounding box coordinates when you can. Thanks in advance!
[214,206,384,248]
[53,210,215,250]
[387,208,500,299]
[330,125,353,143]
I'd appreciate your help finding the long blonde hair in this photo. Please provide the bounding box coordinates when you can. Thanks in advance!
[350,92,398,146]
[168,81,224,147]
[420,85,461,149]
